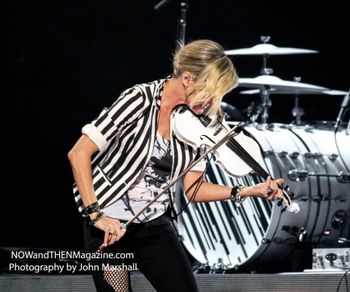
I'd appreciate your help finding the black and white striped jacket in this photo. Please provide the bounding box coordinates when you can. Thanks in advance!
[73,77,204,214]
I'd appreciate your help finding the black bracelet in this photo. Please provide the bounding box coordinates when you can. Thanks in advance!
[230,184,245,203]
[82,202,101,217]
[89,211,104,226]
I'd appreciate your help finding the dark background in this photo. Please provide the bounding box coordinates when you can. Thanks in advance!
[8,0,349,251]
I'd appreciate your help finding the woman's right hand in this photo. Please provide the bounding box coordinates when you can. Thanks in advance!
[89,213,126,251]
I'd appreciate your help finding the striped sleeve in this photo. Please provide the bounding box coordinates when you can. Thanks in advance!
[82,87,148,150]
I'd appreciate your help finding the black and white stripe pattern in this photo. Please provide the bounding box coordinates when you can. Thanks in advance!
[73,78,202,214]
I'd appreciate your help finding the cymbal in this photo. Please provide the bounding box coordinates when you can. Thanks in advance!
[240,88,347,96]
[238,75,328,93]
[225,43,318,55]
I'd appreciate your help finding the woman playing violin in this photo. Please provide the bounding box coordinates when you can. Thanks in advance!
[68,39,284,292]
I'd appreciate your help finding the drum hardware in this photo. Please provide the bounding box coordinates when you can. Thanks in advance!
[304,126,315,133]
[290,77,305,125]
[240,83,347,125]
[278,151,288,158]
[337,171,350,183]
[213,258,227,273]
[254,123,276,131]
[263,149,274,157]
[288,168,350,182]
[311,195,330,203]
[303,152,322,159]
[261,87,272,124]
[333,92,350,177]
[331,210,348,230]
[266,123,276,130]
[299,228,308,242]
[194,261,231,274]
[292,95,304,125]
[244,101,263,123]
[288,169,308,181]
[281,225,304,241]
[334,90,350,133]
[329,154,339,161]
[264,150,301,159]
[312,248,350,270]
[338,237,350,244]
[289,152,300,159]
[334,195,348,203]
[261,67,274,76]
[238,75,328,123]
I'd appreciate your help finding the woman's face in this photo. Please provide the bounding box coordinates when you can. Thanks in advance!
[187,96,213,115]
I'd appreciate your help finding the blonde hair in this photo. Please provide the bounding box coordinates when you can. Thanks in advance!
[172,39,238,116]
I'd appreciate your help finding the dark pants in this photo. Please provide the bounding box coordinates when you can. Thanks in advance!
[83,211,198,292]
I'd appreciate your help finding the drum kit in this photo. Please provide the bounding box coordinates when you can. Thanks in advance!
[226,36,348,125]
[177,37,350,273]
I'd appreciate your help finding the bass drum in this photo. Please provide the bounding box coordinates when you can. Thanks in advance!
[176,122,350,271]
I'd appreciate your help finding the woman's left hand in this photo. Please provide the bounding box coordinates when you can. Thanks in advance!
[243,176,284,200]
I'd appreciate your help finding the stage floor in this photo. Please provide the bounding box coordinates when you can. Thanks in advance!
[1,271,349,292]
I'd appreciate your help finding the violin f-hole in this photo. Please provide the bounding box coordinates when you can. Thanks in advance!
[200,134,216,145]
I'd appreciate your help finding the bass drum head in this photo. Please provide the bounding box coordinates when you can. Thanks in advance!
[176,123,350,272]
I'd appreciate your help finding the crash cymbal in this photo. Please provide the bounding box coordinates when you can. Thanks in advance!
[238,75,328,93]
[240,88,347,95]
[225,43,318,55]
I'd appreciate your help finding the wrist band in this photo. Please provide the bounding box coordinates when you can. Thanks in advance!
[82,202,100,217]
[89,211,104,226]
[230,184,246,203]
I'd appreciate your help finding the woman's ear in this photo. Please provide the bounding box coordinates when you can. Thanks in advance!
[181,71,193,88]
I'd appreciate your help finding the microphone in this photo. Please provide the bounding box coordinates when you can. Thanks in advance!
[334,90,350,133]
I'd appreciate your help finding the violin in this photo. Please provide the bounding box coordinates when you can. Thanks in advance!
[172,104,300,213]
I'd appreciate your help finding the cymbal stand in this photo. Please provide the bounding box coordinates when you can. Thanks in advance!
[258,36,274,123]
[291,95,304,125]
[260,86,272,124]
[291,77,304,125]
[259,36,272,76]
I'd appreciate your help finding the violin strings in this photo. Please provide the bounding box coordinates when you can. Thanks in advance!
[226,138,269,179]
